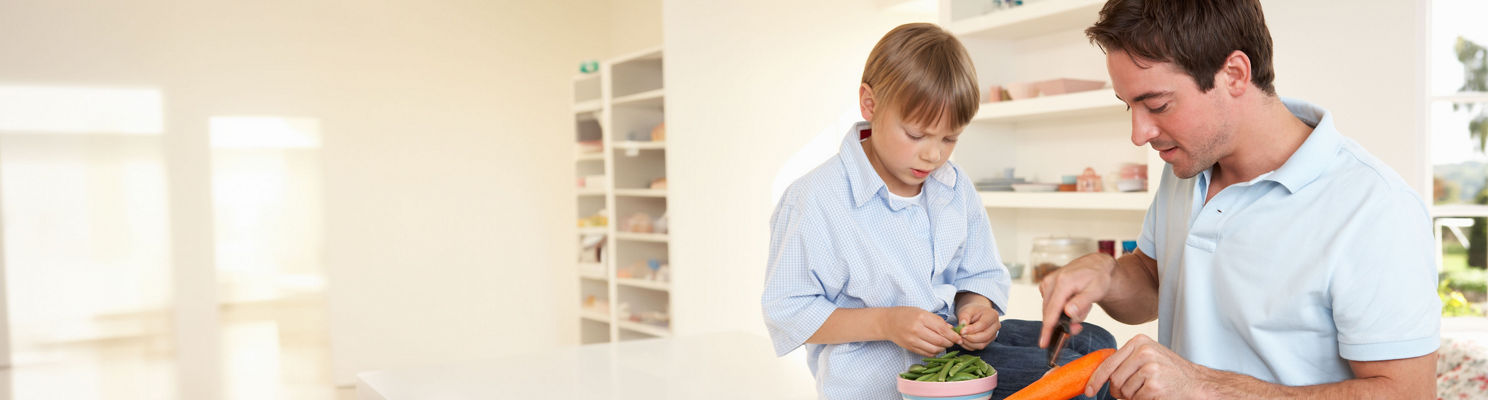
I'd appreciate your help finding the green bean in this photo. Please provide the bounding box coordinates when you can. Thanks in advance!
[908,364,926,373]
[915,373,936,382]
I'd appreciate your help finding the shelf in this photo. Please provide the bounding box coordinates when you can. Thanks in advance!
[610,46,663,65]
[614,232,668,242]
[616,278,670,292]
[579,266,607,281]
[578,226,608,235]
[978,191,1153,211]
[614,188,667,198]
[573,99,602,114]
[616,320,671,337]
[971,89,1122,124]
[576,152,604,162]
[576,188,606,196]
[612,88,664,108]
[948,0,1105,40]
[612,141,666,151]
[581,310,610,323]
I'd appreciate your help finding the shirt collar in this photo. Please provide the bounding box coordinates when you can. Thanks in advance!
[839,121,958,208]
[1263,98,1342,193]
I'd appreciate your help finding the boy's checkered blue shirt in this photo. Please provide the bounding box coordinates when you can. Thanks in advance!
[762,121,1010,400]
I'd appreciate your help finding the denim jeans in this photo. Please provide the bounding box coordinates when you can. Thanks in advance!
[947,319,1117,400]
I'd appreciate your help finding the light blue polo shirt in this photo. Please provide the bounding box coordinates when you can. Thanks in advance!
[1138,98,1440,386]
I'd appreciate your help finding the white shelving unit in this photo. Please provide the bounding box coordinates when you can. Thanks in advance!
[571,46,672,344]
[940,0,1159,342]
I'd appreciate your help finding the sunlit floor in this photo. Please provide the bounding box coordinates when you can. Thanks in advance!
[0,294,352,400]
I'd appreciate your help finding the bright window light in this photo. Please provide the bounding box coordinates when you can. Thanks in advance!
[209,117,322,149]
[0,85,163,134]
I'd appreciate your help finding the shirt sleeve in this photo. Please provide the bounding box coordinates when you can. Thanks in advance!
[950,186,1011,315]
[761,191,845,356]
[1136,164,1169,257]
[1329,189,1440,361]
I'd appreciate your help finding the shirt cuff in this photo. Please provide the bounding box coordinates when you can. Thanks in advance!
[766,297,839,357]
[1338,335,1440,362]
[952,278,1009,318]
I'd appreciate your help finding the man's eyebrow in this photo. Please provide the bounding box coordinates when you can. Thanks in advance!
[1115,90,1171,104]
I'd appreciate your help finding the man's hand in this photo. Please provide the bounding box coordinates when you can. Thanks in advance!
[1088,334,1213,400]
[877,306,963,357]
[1038,253,1117,347]
[955,299,1000,351]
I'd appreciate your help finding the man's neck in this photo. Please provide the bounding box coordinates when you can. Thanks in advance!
[1209,97,1313,193]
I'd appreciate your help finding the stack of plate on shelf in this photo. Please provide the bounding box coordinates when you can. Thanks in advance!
[974,176,1026,192]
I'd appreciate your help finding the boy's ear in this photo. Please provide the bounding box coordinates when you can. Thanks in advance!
[859,83,876,122]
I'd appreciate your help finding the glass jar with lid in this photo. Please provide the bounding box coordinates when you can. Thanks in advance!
[1030,236,1095,284]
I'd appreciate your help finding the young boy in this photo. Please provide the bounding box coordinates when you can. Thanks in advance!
[763,23,1117,400]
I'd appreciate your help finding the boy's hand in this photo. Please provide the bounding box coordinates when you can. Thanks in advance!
[955,303,1000,351]
[877,306,962,357]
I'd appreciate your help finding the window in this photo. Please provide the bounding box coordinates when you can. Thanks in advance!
[1430,0,1488,318]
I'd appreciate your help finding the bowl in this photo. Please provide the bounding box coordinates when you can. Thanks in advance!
[897,374,997,400]
[1036,78,1106,96]
[1004,82,1039,100]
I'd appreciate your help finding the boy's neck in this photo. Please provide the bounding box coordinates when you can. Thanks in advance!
[860,138,923,197]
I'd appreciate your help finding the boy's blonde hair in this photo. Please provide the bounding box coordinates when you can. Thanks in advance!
[862,23,980,129]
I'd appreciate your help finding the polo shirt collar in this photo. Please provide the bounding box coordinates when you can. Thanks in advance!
[1265,98,1341,193]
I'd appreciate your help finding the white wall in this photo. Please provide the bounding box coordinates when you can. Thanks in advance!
[664,1,936,337]
[663,0,1427,340]
[0,0,615,389]
[612,0,664,56]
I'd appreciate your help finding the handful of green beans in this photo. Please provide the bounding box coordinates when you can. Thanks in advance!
[898,350,996,382]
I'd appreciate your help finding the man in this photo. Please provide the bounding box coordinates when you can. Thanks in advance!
[1038,0,1440,398]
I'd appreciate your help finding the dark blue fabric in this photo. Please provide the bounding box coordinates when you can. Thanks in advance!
[948,319,1116,400]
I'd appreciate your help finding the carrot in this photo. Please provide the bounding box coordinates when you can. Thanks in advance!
[1005,348,1115,400]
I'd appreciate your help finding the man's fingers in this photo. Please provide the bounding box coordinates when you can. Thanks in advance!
[1087,340,1135,397]
[1039,282,1076,348]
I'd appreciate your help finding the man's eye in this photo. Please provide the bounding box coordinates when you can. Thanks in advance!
[1148,104,1168,113]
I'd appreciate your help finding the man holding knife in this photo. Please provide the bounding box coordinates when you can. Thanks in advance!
[1039,0,1441,398]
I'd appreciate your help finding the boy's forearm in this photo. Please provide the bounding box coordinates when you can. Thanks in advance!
[954,291,992,313]
[805,307,886,344]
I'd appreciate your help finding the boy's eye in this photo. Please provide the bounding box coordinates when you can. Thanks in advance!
[907,132,924,140]
[943,137,958,143]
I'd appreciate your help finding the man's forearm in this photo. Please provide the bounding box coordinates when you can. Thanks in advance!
[1096,252,1160,324]
[1200,366,1431,400]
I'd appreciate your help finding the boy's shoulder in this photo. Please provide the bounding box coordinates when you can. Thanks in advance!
[777,154,854,211]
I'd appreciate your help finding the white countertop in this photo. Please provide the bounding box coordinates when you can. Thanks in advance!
[356,331,818,400]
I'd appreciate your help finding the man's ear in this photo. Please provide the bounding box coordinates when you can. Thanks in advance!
[860,83,876,122]
[1217,50,1252,98]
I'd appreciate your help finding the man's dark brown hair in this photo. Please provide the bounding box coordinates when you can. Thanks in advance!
[1085,0,1276,96]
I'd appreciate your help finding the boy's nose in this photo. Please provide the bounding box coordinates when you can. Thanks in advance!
[920,146,942,163]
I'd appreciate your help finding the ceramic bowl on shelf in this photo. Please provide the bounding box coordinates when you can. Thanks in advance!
[897,374,997,400]
[1035,78,1106,96]
[1004,82,1039,100]
[1010,183,1059,192]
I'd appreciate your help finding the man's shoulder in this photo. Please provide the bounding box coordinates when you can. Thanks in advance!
[1324,137,1427,210]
